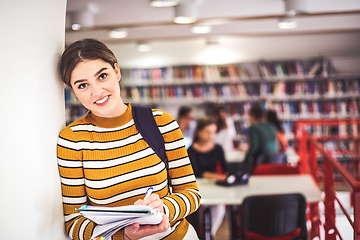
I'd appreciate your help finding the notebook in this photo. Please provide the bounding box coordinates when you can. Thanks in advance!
[76,205,170,240]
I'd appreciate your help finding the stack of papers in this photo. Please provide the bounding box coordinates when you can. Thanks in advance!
[77,205,167,240]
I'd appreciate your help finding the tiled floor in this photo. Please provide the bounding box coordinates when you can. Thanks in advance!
[211,191,353,240]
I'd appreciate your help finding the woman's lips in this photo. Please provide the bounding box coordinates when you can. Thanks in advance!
[94,95,109,106]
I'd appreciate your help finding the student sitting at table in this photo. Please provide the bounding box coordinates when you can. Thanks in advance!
[187,117,228,238]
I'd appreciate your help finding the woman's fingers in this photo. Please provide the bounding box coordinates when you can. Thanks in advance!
[124,214,170,239]
[134,193,164,211]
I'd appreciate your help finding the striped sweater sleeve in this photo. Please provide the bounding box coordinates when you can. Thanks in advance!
[152,109,201,222]
[57,126,106,240]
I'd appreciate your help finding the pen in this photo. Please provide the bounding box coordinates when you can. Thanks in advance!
[143,187,153,200]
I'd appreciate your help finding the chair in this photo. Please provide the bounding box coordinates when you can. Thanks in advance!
[252,163,300,175]
[241,193,307,240]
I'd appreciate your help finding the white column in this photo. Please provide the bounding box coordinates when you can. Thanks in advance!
[0,0,68,239]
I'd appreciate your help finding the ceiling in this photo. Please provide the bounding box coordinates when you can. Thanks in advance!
[65,0,360,45]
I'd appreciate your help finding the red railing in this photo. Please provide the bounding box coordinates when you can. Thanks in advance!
[296,123,360,240]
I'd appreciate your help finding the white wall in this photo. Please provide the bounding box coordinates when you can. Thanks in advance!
[0,0,68,239]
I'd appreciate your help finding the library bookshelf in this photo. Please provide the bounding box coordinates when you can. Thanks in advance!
[65,56,360,146]
[294,118,360,181]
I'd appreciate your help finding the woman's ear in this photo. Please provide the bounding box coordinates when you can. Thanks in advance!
[114,63,121,81]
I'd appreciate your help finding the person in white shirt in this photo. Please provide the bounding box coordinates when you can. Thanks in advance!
[212,106,240,161]
[177,106,197,148]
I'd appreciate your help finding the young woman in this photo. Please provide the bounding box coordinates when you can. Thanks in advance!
[212,106,238,161]
[266,110,288,152]
[57,38,200,240]
[187,118,228,237]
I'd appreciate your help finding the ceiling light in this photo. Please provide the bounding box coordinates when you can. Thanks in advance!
[137,43,152,52]
[108,28,128,38]
[277,18,298,29]
[191,25,212,34]
[174,3,197,24]
[149,0,179,7]
[71,24,82,31]
[284,0,307,16]
[68,3,98,31]
[70,11,95,30]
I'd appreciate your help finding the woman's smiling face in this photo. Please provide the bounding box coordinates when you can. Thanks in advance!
[70,59,123,118]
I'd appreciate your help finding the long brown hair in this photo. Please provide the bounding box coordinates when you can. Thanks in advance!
[213,106,228,133]
[58,38,118,87]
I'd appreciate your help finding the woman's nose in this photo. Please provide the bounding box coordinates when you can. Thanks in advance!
[92,83,104,96]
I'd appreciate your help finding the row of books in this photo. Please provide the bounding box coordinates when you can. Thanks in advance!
[269,99,360,118]
[123,81,360,101]
[261,78,360,97]
[126,64,256,83]
[259,59,326,79]
[123,59,333,83]
[205,100,360,120]
[124,84,260,101]
[300,122,360,138]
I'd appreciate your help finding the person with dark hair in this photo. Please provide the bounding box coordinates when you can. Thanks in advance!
[177,106,196,148]
[187,117,228,237]
[57,38,200,240]
[266,110,288,152]
[188,118,228,180]
[242,104,278,172]
[177,106,196,138]
[212,105,238,161]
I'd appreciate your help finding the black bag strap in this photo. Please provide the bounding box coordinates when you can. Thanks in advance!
[132,105,170,172]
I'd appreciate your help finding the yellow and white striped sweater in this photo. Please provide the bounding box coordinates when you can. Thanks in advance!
[57,104,201,240]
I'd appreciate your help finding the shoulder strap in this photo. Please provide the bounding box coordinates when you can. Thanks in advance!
[132,106,169,171]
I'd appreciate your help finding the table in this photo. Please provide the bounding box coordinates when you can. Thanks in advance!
[197,174,322,240]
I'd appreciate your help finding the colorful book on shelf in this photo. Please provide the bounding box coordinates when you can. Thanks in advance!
[307,60,322,77]
[173,66,190,81]
[274,63,286,77]
[192,65,204,82]
[285,62,296,76]
[218,65,230,81]
[228,64,240,81]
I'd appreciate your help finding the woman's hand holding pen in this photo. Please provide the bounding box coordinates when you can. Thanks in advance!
[134,187,165,214]
[124,187,170,239]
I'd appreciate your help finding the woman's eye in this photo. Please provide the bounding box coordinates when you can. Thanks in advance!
[78,83,88,89]
[99,73,108,80]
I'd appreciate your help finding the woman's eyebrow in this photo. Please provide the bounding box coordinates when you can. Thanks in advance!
[94,67,107,77]
[73,79,86,86]
[73,67,108,86]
